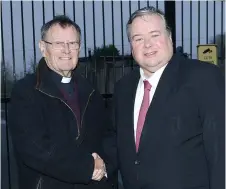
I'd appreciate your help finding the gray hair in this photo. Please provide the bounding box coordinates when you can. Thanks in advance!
[126,6,171,42]
[41,15,81,42]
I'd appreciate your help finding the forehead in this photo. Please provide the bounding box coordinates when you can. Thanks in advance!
[46,24,79,41]
[130,14,165,35]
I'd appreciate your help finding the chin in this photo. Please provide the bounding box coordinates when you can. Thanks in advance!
[144,61,158,67]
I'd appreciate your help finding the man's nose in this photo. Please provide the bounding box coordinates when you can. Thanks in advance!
[62,43,71,53]
[144,37,153,48]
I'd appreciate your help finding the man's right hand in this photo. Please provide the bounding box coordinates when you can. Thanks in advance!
[91,153,106,181]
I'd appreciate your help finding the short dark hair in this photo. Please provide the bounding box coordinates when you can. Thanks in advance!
[41,15,81,42]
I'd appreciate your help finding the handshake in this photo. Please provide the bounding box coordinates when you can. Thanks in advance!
[91,153,107,181]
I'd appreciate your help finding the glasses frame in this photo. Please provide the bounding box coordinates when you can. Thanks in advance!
[43,40,80,50]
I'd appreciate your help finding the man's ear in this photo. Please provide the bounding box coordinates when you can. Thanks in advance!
[39,40,46,57]
[168,31,173,43]
[131,43,135,57]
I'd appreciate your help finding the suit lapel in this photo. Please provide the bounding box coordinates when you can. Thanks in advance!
[124,70,140,153]
[138,54,181,153]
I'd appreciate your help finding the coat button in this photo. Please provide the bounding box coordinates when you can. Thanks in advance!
[135,160,140,165]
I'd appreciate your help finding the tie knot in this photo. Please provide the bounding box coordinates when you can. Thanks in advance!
[143,80,151,91]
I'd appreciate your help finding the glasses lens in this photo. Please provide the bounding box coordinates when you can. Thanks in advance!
[53,42,64,49]
[69,42,79,50]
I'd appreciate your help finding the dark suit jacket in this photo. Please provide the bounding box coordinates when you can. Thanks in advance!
[114,54,224,189]
[8,58,116,189]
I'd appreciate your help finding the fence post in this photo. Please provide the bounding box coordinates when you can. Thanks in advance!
[164,1,176,53]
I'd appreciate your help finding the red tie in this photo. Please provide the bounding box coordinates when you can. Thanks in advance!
[136,80,152,152]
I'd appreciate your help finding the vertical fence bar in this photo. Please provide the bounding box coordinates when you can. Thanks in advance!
[31,1,36,71]
[2,3,12,189]
[21,1,26,75]
[113,55,116,84]
[165,1,176,52]
[92,1,96,50]
[85,64,88,78]
[213,1,216,44]
[122,61,125,77]
[102,1,106,47]
[63,0,66,15]
[156,1,158,9]
[120,0,125,76]
[138,0,140,9]
[147,0,149,7]
[111,0,116,86]
[104,56,108,94]
[10,1,16,82]
[221,1,224,66]
[129,1,131,16]
[92,1,97,86]
[198,1,200,44]
[181,1,184,50]
[111,0,115,46]
[206,1,208,43]
[73,1,75,21]
[83,1,87,57]
[52,0,55,17]
[120,0,124,56]
[42,1,45,24]
[90,0,97,86]
[190,1,192,58]
[128,0,131,66]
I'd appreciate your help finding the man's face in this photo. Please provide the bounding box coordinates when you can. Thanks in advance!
[130,14,173,76]
[39,24,80,76]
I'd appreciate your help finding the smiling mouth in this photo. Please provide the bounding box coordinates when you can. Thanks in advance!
[60,57,71,60]
[144,51,157,57]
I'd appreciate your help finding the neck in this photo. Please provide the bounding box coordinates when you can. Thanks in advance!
[53,69,71,78]
[143,61,168,78]
[143,69,154,78]
[60,70,72,78]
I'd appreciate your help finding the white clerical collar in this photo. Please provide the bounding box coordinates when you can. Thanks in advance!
[61,77,72,83]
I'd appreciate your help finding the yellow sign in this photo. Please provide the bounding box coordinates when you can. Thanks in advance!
[197,44,218,65]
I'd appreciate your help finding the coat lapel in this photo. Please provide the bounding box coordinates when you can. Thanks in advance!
[138,54,181,153]
[124,70,141,153]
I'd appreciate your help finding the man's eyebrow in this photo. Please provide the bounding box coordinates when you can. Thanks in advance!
[148,30,161,34]
[131,34,142,40]
[131,30,161,39]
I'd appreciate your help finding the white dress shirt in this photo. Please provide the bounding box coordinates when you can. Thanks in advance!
[134,65,167,140]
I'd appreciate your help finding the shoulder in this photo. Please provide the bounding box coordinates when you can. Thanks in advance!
[115,69,140,89]
[175,56,224,82]
[75,73,103,99]
[75,73,99,95]
[177,57,224,92]
[178,55,220,73]
[11,74,37,99]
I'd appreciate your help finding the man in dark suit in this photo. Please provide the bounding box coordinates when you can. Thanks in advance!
[8,15,117,189]
[114,6,224,189]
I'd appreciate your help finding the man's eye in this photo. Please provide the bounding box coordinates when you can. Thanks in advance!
[70,42,76,45]
[135,38,143,42]
[152,34,160,37]
[55,42,63,45]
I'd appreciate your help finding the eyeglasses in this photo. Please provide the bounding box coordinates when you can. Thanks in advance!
[43,40,80,50]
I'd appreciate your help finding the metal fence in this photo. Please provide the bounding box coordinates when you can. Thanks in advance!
[1,1,225,189]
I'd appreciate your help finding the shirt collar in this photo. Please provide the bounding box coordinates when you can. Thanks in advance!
[50,69,72,84]
[49,68,74,94]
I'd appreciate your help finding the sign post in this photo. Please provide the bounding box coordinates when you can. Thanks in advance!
[197,44,218,65]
